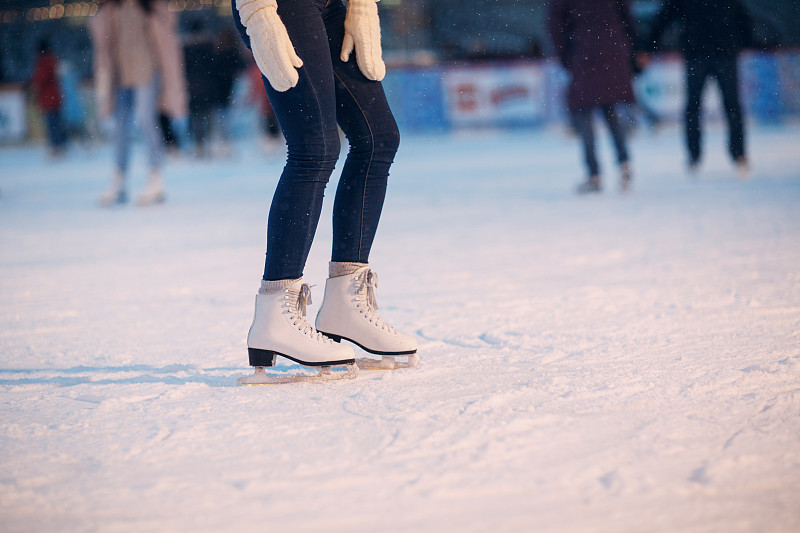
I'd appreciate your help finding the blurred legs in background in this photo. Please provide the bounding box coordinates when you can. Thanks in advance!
[685,54,747,175]
[44,109,67,157]
[573,105,631,193]
[100,78,165,207]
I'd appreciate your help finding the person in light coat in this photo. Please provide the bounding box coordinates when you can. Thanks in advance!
[90,0,185,206]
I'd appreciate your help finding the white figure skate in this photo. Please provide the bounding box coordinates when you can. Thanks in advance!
[316,266,419,370]
[136,171,166,206]
[238,280,357,385]
[98,170,127,207]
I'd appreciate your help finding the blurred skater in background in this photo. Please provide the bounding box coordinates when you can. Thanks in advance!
[153,0,189,157]
[647,0,753,177]
[57,58,92,149]
[209,27,245,158]
[548,0,636,194]
[90,0,167,206]
[30,39,66,158]
[184,19,216,159]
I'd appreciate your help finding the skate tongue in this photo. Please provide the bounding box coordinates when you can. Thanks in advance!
[296,283,312,316]
[365,270,379,310]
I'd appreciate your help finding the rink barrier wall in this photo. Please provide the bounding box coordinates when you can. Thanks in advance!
[381,51,800,132]
[2,51,799,144]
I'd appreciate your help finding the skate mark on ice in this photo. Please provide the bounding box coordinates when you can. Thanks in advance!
[0,365,244,388]
[472,329,579,364]
[598,470,621,491]
[740,355,800,375]
[414,328,437,341]
[119,423,175,459]
[689,463,711,485]
[722,428,744,450]
[416,328,486,348]
[478,332,503,345]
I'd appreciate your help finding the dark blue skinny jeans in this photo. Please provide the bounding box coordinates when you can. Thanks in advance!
[572,105,629,178]
[233,0,400,281]
[685,54,745,165]
[45,109,66,151]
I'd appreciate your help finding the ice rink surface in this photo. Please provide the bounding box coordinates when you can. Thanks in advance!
[1,123,799,532]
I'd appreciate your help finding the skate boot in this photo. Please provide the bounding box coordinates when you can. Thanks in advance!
[576,175,601,194]
[136,171,166,206]
[735,157,750,179]
[98,170,127,207]
[620,162,632,192]
[687,157,700,179]
[238,279,357,385]
[316,264,419,370]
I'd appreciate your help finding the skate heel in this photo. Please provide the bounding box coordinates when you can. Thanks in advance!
[320,332,342,343]
[248,347,277,367]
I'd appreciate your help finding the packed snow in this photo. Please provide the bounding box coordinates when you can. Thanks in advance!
[1,123,799,532]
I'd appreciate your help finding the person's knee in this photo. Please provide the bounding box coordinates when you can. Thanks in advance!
[378,124,401,158]
[286,128,341,172]
[350,122,400,161]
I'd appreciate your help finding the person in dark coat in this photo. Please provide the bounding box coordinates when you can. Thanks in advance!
[209,27,245,157]
[184,19,216,158]
[549,0,636,193]
[649,0,753,175]
[30,40,66,156]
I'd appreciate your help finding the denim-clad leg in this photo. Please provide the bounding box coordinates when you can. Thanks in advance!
[114,88,135,173]
[601,105,629,165]
[134,78,164,171]
[235,0,339,281]
[685,57,710,165]
[324,0,400,264]
[712,55,746,161]
[573,109,599,177]
[232,0,398,280]
[45,110,63,150]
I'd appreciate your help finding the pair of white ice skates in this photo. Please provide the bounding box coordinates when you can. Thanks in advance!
[239,266,418,385]
[98,171,166,207]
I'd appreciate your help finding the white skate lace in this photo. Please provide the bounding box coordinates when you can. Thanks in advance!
[353,270,397,334]
[284,284,335,344]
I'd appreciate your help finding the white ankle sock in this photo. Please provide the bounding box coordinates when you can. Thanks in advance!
[259,278,301,295]
[329,262,367,278]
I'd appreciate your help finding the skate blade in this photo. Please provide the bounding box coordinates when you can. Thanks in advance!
[356,353,420,370]
[237,364,358,385]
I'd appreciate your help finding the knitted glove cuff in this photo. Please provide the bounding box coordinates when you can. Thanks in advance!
[347,0,378,14]
[236,0,277,26]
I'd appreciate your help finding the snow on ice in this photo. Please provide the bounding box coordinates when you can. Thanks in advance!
[1,124,799,532]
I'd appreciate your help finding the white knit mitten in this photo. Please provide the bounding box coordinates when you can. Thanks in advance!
[236,0,303,92]
[341,0,385,81]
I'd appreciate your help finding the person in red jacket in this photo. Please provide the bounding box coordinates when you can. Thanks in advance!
[30,40,66,156]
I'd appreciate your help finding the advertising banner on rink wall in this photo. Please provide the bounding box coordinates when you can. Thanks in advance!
[384,51,800,132]
[440,63,548,128]
[776,53,800,115]
[0,88,27,143]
